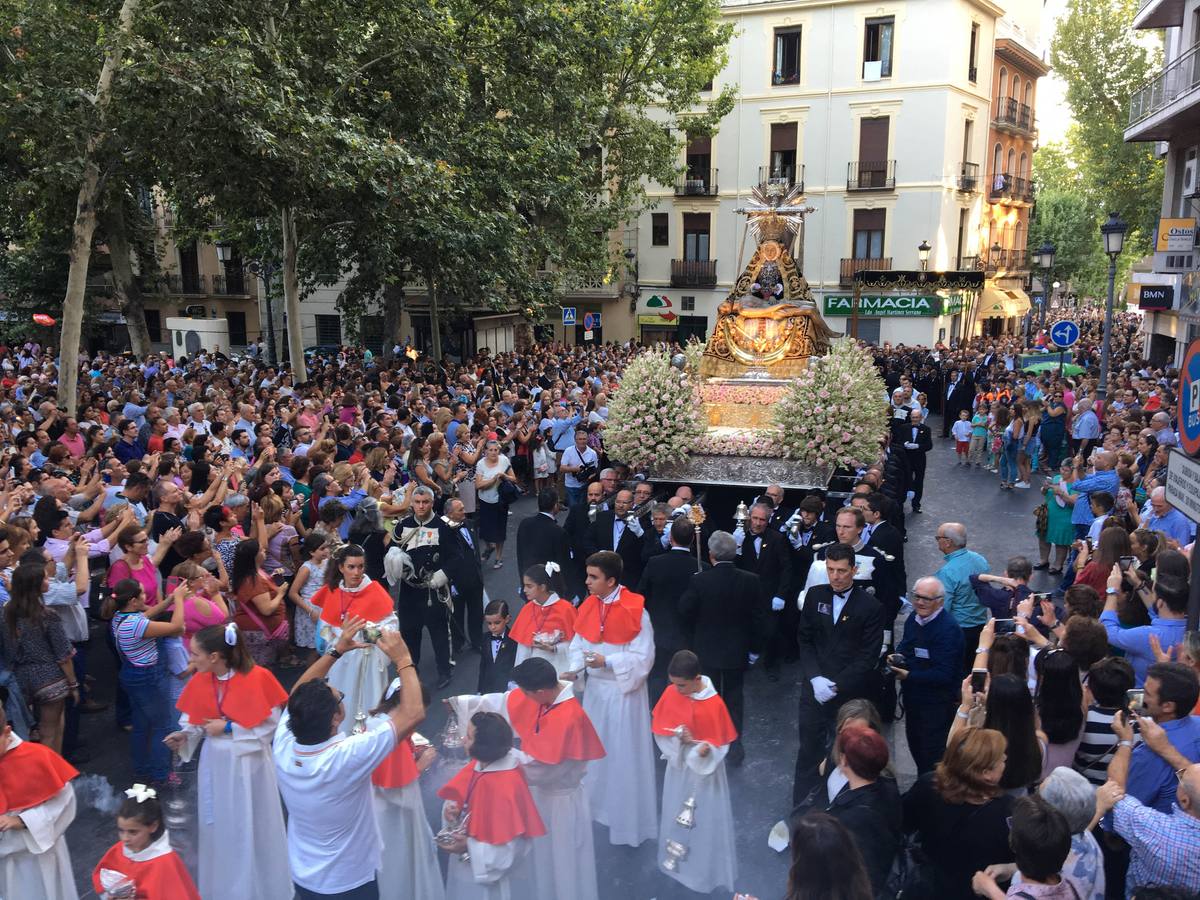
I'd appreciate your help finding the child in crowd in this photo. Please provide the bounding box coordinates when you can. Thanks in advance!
[478,599,517,693]
[92,786,200,899]
[952,409,974,465]
[288,532,332,665]
[970,402,990,468]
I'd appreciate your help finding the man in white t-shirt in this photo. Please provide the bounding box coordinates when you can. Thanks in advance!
[559,428,598,507]
[273,621,425,899]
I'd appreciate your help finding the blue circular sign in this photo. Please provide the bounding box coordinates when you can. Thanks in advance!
[1180,339,1200,456]
[583,313,595,331]
[1050,320,1080,348]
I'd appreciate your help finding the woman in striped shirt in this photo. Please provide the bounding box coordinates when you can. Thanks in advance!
[105,578,187,784]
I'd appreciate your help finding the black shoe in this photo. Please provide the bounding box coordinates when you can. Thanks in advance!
[911,506,921,514]
[1032,562,1050,571]
[767,669,780,683]
[436,673,453,690]
[727,745,745,767]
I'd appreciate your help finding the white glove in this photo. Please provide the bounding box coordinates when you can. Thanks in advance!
[811,676,837,704]
[732,525,745,551]
[904,441,918,449]
[676,503,691,519]
[748,653,760,666]
[626,518,644,538]
[428,569,449,590]
[771,596,785,612]
[783,510,802,533]
[660,531,670,547]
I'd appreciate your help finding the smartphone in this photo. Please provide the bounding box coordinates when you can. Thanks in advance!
[1119,555,1136,572]
[1126,689,1146,713]
[970,670,988,694]
[887,653,907,669]
[1029,592,1052,603]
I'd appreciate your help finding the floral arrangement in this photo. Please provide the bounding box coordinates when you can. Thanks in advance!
[693,429,783,457]
[698,382,787,406]
[774,338,888,468]
[605,349,703,470]
[683,336,706,377]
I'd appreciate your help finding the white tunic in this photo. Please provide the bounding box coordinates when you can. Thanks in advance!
[567,605,658,847]
[443,752,537,900]
[321,613,400,735]
[653,680,737,893]
[512,595,575,677]
[371,744,445,900]
[178,693,292,900]
[448,686,599,900]
[0,738,78,900]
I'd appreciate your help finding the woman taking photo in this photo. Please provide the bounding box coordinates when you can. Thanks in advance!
[1036,459,1077,575]
[105,578,187,783]
[167,561,230,645]
[1072,525,1131,595]
[230,539,288,666]
[0,563,79,754]
[475,440,519,569]
[108,526,184,608]
[165,624,291,900]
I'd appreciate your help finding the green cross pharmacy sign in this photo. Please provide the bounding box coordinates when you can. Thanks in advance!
[823,295,941,317]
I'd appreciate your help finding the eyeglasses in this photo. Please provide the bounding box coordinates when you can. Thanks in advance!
[912,594,943,604]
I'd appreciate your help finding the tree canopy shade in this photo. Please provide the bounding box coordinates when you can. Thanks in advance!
[1,0,733,404]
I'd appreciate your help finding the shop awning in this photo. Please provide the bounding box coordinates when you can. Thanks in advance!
[978,287,1030,318]
[1006,288,1031,316]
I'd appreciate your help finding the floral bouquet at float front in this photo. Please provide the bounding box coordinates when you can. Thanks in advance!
[605,348,703,471]
[774,338,888,469]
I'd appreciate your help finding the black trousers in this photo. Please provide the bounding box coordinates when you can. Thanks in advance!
[960,624,984,676]
[398,588,452,679]
[764,604,801,669]
[649,646,678,708]
[703,666,745,742]
[904,698,957,774]
[906,452,927,509]
[452,583,485,652]
[295,877,379,900]
[793,690,842,804]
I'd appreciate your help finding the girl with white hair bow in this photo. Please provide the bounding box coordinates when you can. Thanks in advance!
[510,563,578,677]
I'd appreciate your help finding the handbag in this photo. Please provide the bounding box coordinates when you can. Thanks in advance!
[1034,501,1049,539]
[885,834,941,899]
[498,476,521,506]
[239,595,290,642]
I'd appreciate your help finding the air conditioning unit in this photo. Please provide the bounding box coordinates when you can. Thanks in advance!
[1181,150,1197,212]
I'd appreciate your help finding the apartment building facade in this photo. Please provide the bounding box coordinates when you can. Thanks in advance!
[1124,0,1200,367]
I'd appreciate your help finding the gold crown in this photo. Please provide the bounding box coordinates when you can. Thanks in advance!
[755,212,791,245]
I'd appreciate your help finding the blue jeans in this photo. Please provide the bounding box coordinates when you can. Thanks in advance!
[565,485,584,507]
[999,439,1019,483]
[120,659,173,781]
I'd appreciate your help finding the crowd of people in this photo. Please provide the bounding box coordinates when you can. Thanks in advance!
[0,310,1196,900]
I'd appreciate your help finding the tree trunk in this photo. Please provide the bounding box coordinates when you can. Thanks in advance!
[281,205,308,384]
[426,268,443,361]
[59,0,142,412]
[380,280,405,363]
[101,200,153,357]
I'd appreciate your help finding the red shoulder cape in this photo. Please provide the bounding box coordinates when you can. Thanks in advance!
[506,691,605,765]
[176,666,288,728]
[92,841,201,900]
[574,589,645,645]
[312,580,394,627]
[437,761,546,844]
[371,737,420,790]
[508,599,577,647]
[652,687,738,747]
[0,740,78,814]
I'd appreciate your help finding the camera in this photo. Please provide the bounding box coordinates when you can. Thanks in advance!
[887,653,907,669]
[994,618,1018,636]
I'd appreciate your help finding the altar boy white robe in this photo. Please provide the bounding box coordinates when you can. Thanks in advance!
[567,585,658,846]
[0,734,78,900]
[651,676,738,894]
[448,681,604,900]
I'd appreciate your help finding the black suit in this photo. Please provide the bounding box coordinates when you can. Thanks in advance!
[636,546,700,701]
[735,528,796,669]
[898,421,933,511]
[516,512,571,580]
[793,584,886,803]
[477,631,518,693]
[680,562,767,752]
[865,521,906,622]
[444,522,485,652]
[563,499,601,600]
[941,374,975,436]
[585,511,644,588]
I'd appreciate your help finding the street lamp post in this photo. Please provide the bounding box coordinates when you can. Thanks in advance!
[245,257,278,366]
[918,239,931,272]
[1033,240,1055,336]
[1097,212,1128,403]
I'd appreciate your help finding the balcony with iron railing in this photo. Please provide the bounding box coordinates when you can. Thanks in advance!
[671,259,718,287]
[993,96,1036,134]
[211,271,249,296]
[847,160,896,192]
[1127,41,1200,141]
[167,273,206,294]
[1133,0,1186,31]
[988,173,1035,204]
[758,164,805,194]
[674,168,719,196]
[839,257,892,287]
[957,162,980,192]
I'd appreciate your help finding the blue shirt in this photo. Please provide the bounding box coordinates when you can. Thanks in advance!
[1072,409,1101,440]
[548,414,581,453]
[1125,715,1200,814]
[1143,509,1196,547]
[1100,612,1186,686]
[934,548,990,628]
[121,402,149,427]
[445,418,464,450]
[1068,470,1120,526]
[319,489,368,540]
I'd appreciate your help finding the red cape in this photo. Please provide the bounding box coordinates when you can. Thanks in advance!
[92,841,200,900]
[509,598,577,647]
[574,589,645,645]
[311,580,394,627]
[652,686,738,747]
[176,666,288,729]
[0,739,78,814]
[372,737,420,790]
[437,760,546,845]
[506,691,605,765]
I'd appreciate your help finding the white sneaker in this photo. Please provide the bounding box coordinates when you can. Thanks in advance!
[1014,481,1030,488]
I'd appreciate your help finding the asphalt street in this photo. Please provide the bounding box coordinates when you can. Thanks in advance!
[61,420,1052,898]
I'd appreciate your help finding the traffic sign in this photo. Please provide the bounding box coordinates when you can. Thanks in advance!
[562,307,576,326]
[1166,450,1200,523]
[1050,320,1080,348]
[583,312,596,331]
[1180,338,1200,456]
